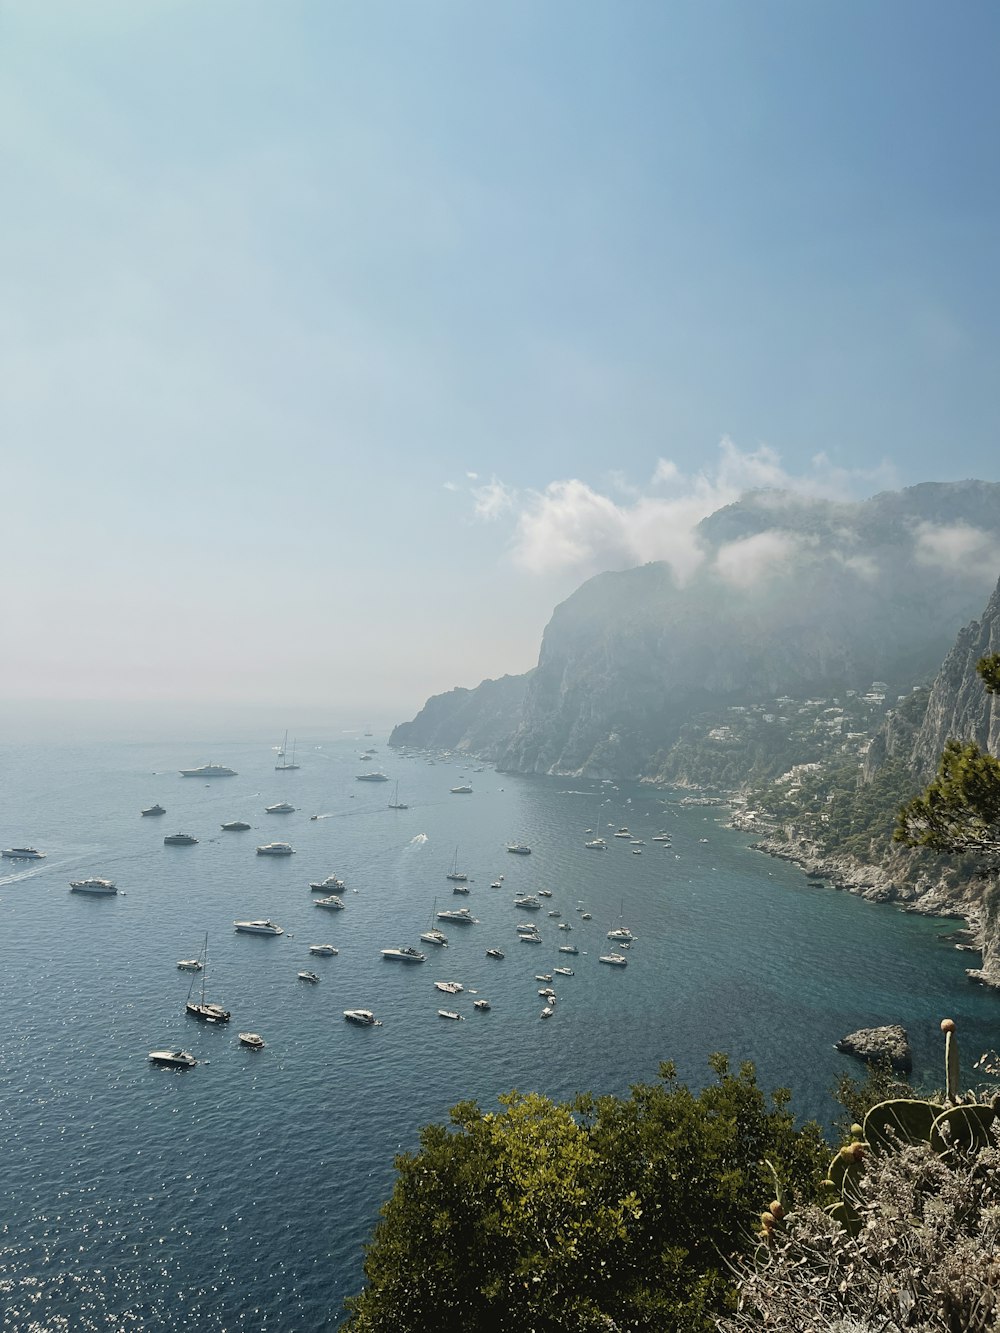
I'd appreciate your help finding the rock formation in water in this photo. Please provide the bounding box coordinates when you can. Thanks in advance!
[392,481,1000,777]
[835,1024,913,1073]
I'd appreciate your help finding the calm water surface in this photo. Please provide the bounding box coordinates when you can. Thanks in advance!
[1,734,997,1328]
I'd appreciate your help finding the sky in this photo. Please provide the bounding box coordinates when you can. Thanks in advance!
[2,0,999,725]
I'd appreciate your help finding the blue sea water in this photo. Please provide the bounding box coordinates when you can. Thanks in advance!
[0,732,997,1329]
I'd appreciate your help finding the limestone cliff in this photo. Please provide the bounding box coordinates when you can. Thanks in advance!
[388,672,531,757]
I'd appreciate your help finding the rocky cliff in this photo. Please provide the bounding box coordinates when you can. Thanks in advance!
[394,481,1000,778]
[388,672,531,757]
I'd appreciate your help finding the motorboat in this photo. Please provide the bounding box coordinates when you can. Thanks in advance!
[558,922,572,931]
[256,842,295,856]
[584,839,607,850]
[2,847,45,859]
[632,848,642,855]
[221,820,251,831]
[607,927,635,943]
[558,945,579,955]
[164,833,198,846]
[179,764,236,778]
[451,882,471,895]
[265,802,295,814]
[420,928,449,947]
[69,877,117,895]
[630,839,645,846]
[473,999,491,1011]
[149,1049,197,1068]
[540,1007,554,1019]
[450,785,473,794]
[141,804,166,817]
[553,966,574,976]
[380,946,426,963]
[513,895,541,909]
[308,944,339,956]
[355,772,389,782]
[537,889,553,897]
[489,880,503,889]
[506,843,531,855]
[613,828,631,838]
[314,895,345,910]
[538,987,556,997]
[435,908,478,925]
[519,933,542,944]
[176,959,203,971]
[581,912,592,920]
[298,970,320,983]
[652,834,672,843]
[485,948,505,960]
[344,1009,382,1026]
[535,974,553,982]
[547,910,561,918]
[234,919,284,935]
[310,874,345,891]
[516,922,540,934]
[239,1032,265,1049]
[434,981,463,994]
[599,953,629,967]
[437,1009,464,1020]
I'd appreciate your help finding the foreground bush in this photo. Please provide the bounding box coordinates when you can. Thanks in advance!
[342,1057,828,1331]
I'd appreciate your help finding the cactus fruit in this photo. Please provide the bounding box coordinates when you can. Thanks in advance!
[863,1099,940,1154]
[768,1200,785,1221]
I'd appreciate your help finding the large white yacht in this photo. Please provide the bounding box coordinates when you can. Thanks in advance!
[233,919,284,935]
[450,785,473,794]
[607,927,636,943]
[506,843,531,855]
[179,764,237,778]
[308,944,339,956]
[344,1009,382,1026]
[435,907,478,925]
[164,833,198,846]
[314,895,345,910]
[2,847,45,859]
[599,953,629,967]
[264,802,295,814]
[356,772,390,782]
[69,877,118,895]
[380,945,426,963]
[309,874,345,891]
[256,842,295,856]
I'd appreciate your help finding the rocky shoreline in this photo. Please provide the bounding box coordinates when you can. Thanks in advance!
[726,807,1000,991]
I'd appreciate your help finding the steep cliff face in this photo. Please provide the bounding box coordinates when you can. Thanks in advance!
[497,482,1000,776]
[905,576,1000,780]
[392,481,1000,778]
[388,672,531,756]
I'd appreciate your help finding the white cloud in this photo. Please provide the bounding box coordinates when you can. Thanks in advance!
[471,476,517,521]
[714,531,810,588]
[466,439,898,583]
[443,481,460,492]
[913,522,1000,577]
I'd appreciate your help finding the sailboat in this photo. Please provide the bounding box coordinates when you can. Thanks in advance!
[275,731,300,771]
[387,781,408,810]
[445,848,468,883]
[420,899,449,947]
[185,935,231,1023]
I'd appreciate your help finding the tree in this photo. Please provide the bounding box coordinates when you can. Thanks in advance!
[894,653,1000,871]
[342,1059,828,1332]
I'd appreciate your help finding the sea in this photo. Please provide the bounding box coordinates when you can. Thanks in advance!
[1,729,997,1330]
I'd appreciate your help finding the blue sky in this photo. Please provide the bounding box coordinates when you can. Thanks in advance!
[2,1,998,719]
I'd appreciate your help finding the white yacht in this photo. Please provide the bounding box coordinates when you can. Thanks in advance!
[381,945,426,963]
[599,953,629,967]
[553,966,575,976]
[506,843,531,855]
[519,933,542,944]
[141,804,166,817]
[438,1009,464,1020]
[298,971,320,983]
[584,838,607,850]
[314,895,345,910]
[309,944,339,956]
[473,999,491,1011]
[558,944,579,954]
[176,958,203,971]
[485,947,505,960]
[2,847,45,859]
[356,772,390,782]
[420,928,449,947]
[69,877,117,895]
[607,927,636,943]
[264,802,295,814]
[149,1049,197,1068]
[513,894,541,910]
[344,1009,382,1026]
[435,907,478,925]
[256,842,295,856]
[450,785,473,794]
[221,820,251,832]
[540,1007,554,1019]
[309,874,346,891]
[434,981,463,994]
[613,828,631,839]
[239,1032,265,1049]
[179,764,236,778]
[234,919,284,936]
[164,833,198,846]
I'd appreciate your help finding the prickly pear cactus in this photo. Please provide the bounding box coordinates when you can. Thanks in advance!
[863,1098,940,1154]
[929,1104,998,1155]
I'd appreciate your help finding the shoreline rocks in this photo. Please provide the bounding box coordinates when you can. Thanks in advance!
[835,1024,913,1073]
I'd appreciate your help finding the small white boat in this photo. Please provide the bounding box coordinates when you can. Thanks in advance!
[489,880,502,889]
[538,889,553,898]
[607,927,635,942]
[310,874,346,891]
[548,910,561,918]
[221,820,251,831]
[381,946,426,963]
[535,973,553,982]
[614,828,631,839]
[239,1032,265,1049]
[553,966,575,976]
[558,945,579,954]
[434,980,463,994]
[558,923,572,931]
[420,928,449,947]
[141,804,166,817]
[538,987,556,997]
[265,802,295,814]
[519,933,542,944]
[438,1009,464,1020]
[298,970,320,983]
[632,848,642,855]
[176,959,203,971]
[506,843,531,855]
[164,833,198,846]
[581,912,592,920]
[450,785,473,795]
[540,1007,554,1019]
[473,999,491,1011]
[256,842,295,856]
[584,839,607,850]
[485,948,505,960]
[149,1049,197,1068]
[234,919,284,935]
[309,944,339,956]
[344,1009,382,1026]
[599,953,628,967]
